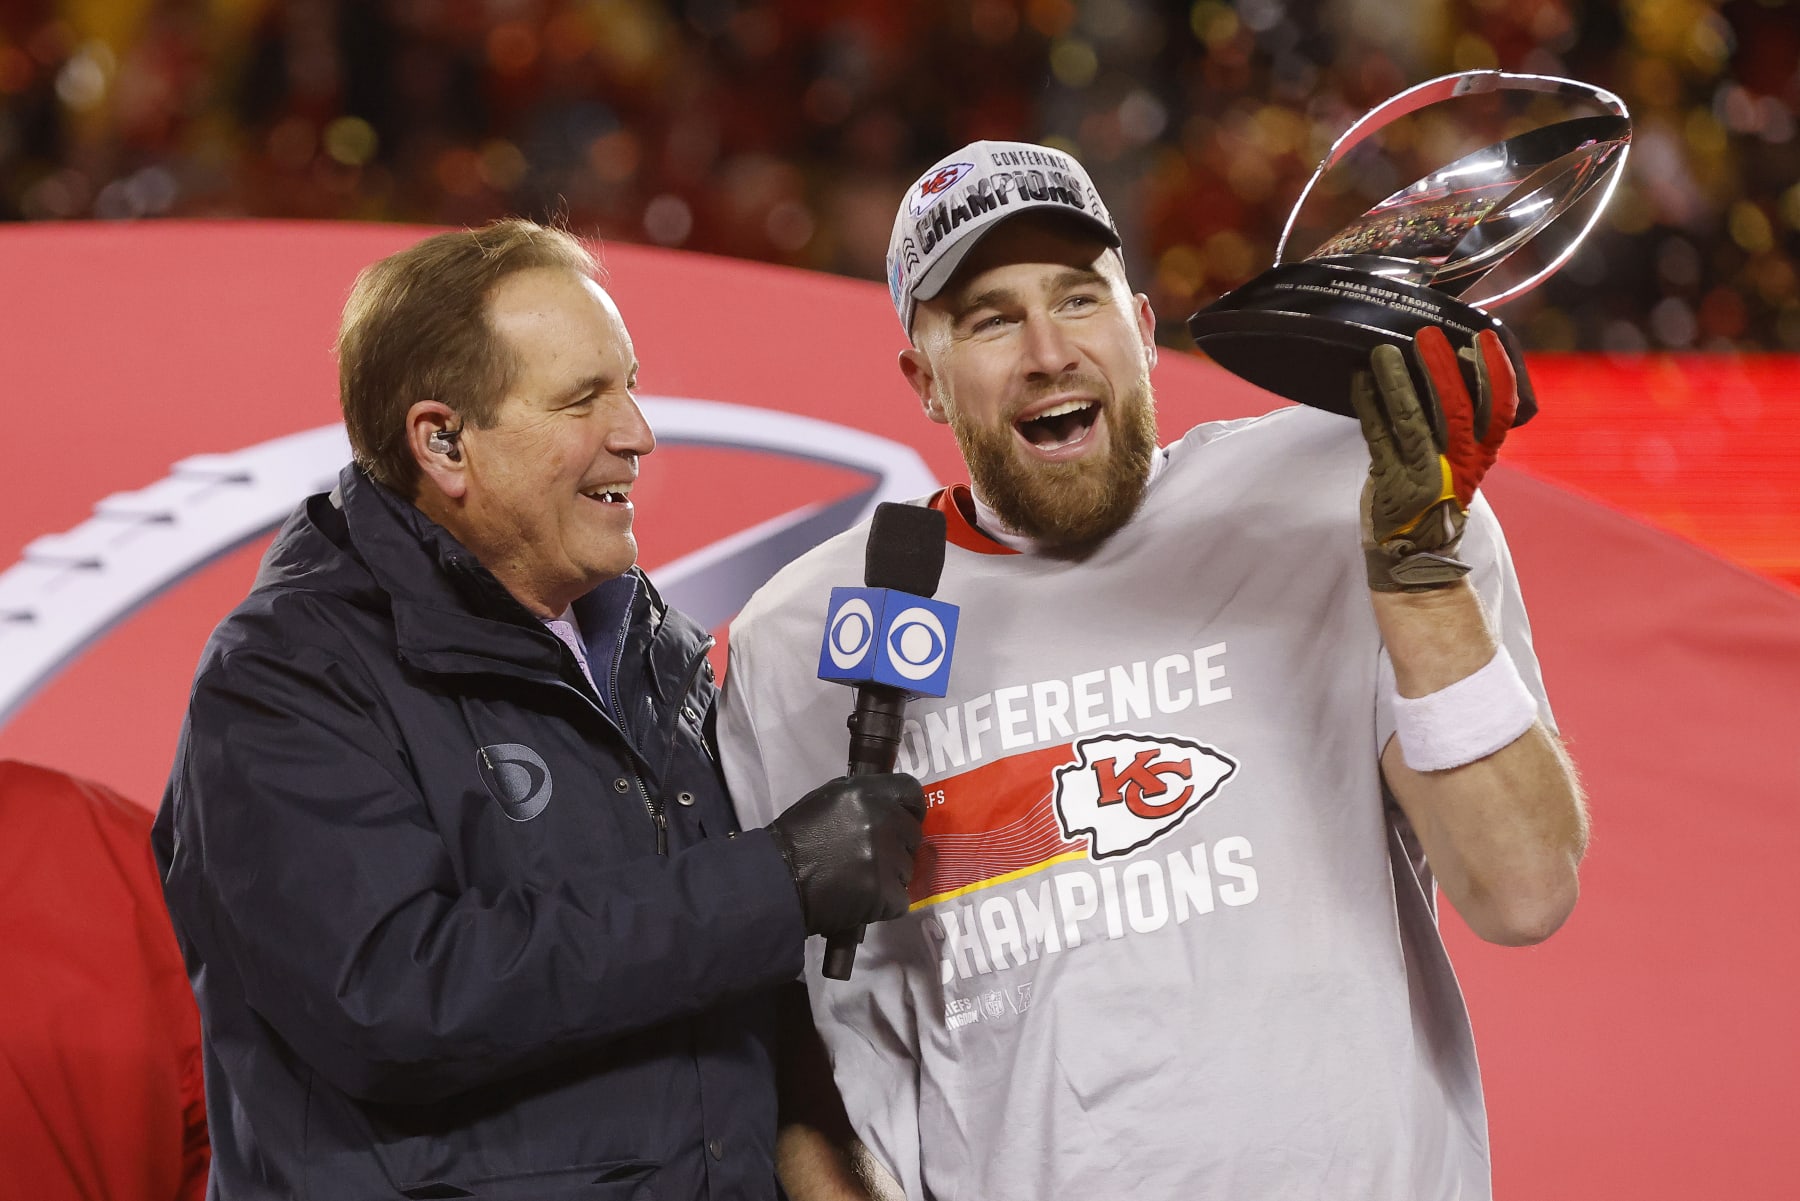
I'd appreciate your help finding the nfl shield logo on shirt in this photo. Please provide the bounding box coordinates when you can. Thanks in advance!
[1052,733,1239,859]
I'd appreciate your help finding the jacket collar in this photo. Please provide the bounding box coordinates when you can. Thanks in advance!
[334,465,648,686]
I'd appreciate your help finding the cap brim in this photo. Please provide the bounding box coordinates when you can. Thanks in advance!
[910,209,1122,307]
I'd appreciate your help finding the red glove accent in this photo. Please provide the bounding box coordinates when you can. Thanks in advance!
[1416,325,1517,507]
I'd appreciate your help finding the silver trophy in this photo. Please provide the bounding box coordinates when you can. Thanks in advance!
[1188,71,1632,426]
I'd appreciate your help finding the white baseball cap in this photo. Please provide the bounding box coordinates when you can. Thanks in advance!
[885,139,1121,337]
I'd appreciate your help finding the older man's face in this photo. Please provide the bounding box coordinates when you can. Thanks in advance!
[454,268,654,617]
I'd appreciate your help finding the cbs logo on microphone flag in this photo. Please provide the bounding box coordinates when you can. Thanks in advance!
[818,587,959,699]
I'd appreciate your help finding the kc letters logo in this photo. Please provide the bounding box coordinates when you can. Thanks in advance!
[908,162,973,215]
[1052,733,1238,859]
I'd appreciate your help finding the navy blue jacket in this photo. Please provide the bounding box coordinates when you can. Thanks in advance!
[153,465,807,1200]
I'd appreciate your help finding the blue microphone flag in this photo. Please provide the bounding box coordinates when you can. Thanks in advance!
[818,586,958,699]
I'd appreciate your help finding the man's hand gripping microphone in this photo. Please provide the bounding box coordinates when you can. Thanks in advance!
[810,502,958,980]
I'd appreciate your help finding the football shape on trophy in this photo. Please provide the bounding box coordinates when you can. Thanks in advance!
[1188,71,1633,427]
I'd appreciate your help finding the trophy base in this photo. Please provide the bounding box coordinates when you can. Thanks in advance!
[1187,261,1538,428]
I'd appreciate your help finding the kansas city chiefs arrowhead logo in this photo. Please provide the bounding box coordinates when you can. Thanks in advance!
[908,162,973,214]
[1052,733,1239,859]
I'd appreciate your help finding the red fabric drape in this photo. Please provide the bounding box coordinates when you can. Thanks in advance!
[0,760,208,1201]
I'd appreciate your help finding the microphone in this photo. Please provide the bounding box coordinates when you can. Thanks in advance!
[815,502,958,980]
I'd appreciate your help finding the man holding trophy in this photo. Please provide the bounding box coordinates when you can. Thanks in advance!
[724,73,1621,1200]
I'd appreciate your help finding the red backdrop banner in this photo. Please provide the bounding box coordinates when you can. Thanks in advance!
[1,223,1795,1198]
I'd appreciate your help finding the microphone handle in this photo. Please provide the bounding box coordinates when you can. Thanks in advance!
[821,686,909,980]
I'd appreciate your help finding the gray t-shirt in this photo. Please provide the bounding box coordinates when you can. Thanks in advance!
[720,406,1552,1201]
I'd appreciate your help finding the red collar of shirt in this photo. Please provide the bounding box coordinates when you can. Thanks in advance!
[930,484,1019,556]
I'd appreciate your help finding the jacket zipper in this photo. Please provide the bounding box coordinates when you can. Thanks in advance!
[553,679,666,856]
[600,586,666,856]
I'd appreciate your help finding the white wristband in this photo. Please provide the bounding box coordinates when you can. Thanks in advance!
[1391,647,1538,772]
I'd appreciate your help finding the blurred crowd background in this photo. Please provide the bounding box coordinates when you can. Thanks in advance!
[3,0,1797,352]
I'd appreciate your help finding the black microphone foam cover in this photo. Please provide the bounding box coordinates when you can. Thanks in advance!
[863,502,947,598]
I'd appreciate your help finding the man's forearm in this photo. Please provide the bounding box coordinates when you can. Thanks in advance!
[1372,582,1588,945]
[775,981,883,1200]
[779,1130,906,1201]
[777,1124,874,1201]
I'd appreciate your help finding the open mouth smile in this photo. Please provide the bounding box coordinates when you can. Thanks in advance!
[1014,397,1102,458]
[579,482,633,505]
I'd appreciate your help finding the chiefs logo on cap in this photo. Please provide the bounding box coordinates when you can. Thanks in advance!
[1052,733,1238,859]
[907,162,973,215]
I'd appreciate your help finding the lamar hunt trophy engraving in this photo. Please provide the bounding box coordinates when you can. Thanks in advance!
[1188,71,1631,426]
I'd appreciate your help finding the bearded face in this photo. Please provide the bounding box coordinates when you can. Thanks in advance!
[940,368,1159,550]
[902,217,1163,552]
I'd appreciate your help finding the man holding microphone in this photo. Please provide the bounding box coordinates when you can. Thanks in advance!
[154,219,924,1200]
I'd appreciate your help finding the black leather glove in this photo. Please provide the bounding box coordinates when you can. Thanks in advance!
[767,773,926,936]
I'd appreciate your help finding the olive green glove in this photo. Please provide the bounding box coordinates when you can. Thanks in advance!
[1351,325,1520,592]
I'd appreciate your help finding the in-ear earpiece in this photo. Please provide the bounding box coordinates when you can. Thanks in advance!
[427,428,462,461]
